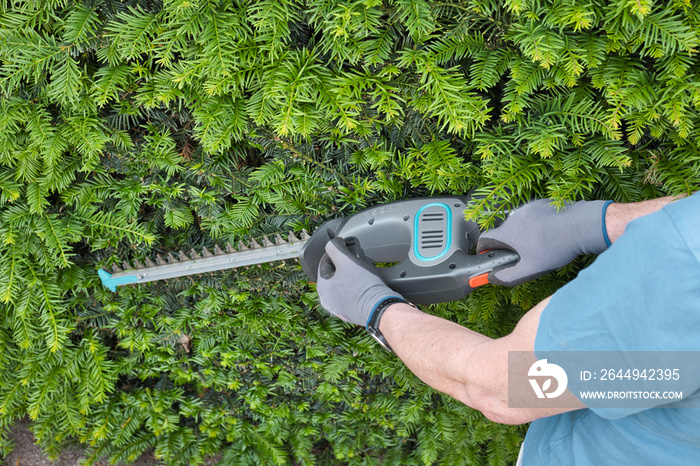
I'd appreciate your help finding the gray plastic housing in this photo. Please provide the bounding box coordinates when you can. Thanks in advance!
[299,196,519,304]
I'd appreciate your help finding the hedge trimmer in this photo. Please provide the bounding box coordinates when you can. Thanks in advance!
[99,196,519,304]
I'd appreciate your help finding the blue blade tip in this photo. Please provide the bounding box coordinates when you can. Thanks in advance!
[98,268,117,292]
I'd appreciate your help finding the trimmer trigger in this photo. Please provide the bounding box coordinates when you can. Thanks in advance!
[468,272,490,288]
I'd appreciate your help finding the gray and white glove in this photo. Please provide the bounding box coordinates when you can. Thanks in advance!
[476,199,613,286]
[317,237,403,327]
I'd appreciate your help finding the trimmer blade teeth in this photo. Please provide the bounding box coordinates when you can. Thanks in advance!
[105,230,308,289]
[301,229,310,240]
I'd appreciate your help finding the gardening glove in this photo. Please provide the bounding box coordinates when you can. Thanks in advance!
[317,237,403,327]
[476,199,613,287]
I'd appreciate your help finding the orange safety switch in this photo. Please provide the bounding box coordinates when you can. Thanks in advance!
[468,272,490,288]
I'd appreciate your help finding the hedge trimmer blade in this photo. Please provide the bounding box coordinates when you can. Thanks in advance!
[98,230,311,292]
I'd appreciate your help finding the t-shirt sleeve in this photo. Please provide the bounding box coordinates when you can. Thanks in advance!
[534,193,700,418]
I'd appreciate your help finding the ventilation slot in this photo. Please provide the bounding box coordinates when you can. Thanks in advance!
[421,213,445,222]
[421,229,444,249]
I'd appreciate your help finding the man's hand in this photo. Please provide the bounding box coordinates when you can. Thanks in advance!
[316,237,403,327]
[477,199,612,286]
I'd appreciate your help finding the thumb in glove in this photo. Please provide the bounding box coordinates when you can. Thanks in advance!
[317,237,402,327]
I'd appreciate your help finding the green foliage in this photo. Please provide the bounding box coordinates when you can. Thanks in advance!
[1,0,698,464]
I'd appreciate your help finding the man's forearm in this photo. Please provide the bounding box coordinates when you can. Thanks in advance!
[378,303,492,402]
[605,195,684,244]
[377,300,542,421]
[377,297,579,424]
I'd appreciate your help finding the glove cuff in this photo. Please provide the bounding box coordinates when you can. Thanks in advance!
[366,295,405,329]
[361,286,404,326]
[601,200,613,248]
[366,297,409,353]
[571,200,613,255]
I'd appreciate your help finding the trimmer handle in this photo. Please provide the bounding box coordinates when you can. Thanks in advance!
[299,197,519,304]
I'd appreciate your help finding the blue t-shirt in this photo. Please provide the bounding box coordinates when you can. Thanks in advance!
[523,192,700,465]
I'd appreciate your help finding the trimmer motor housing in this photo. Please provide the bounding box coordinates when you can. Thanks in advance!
[299,197,518,304]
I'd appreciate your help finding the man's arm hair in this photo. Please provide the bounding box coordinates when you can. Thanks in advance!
[605,195,685,244]
[379,298,584,425]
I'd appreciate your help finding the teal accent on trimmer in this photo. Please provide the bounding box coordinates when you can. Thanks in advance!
[98,268,138,292]
[414,203,452,262]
